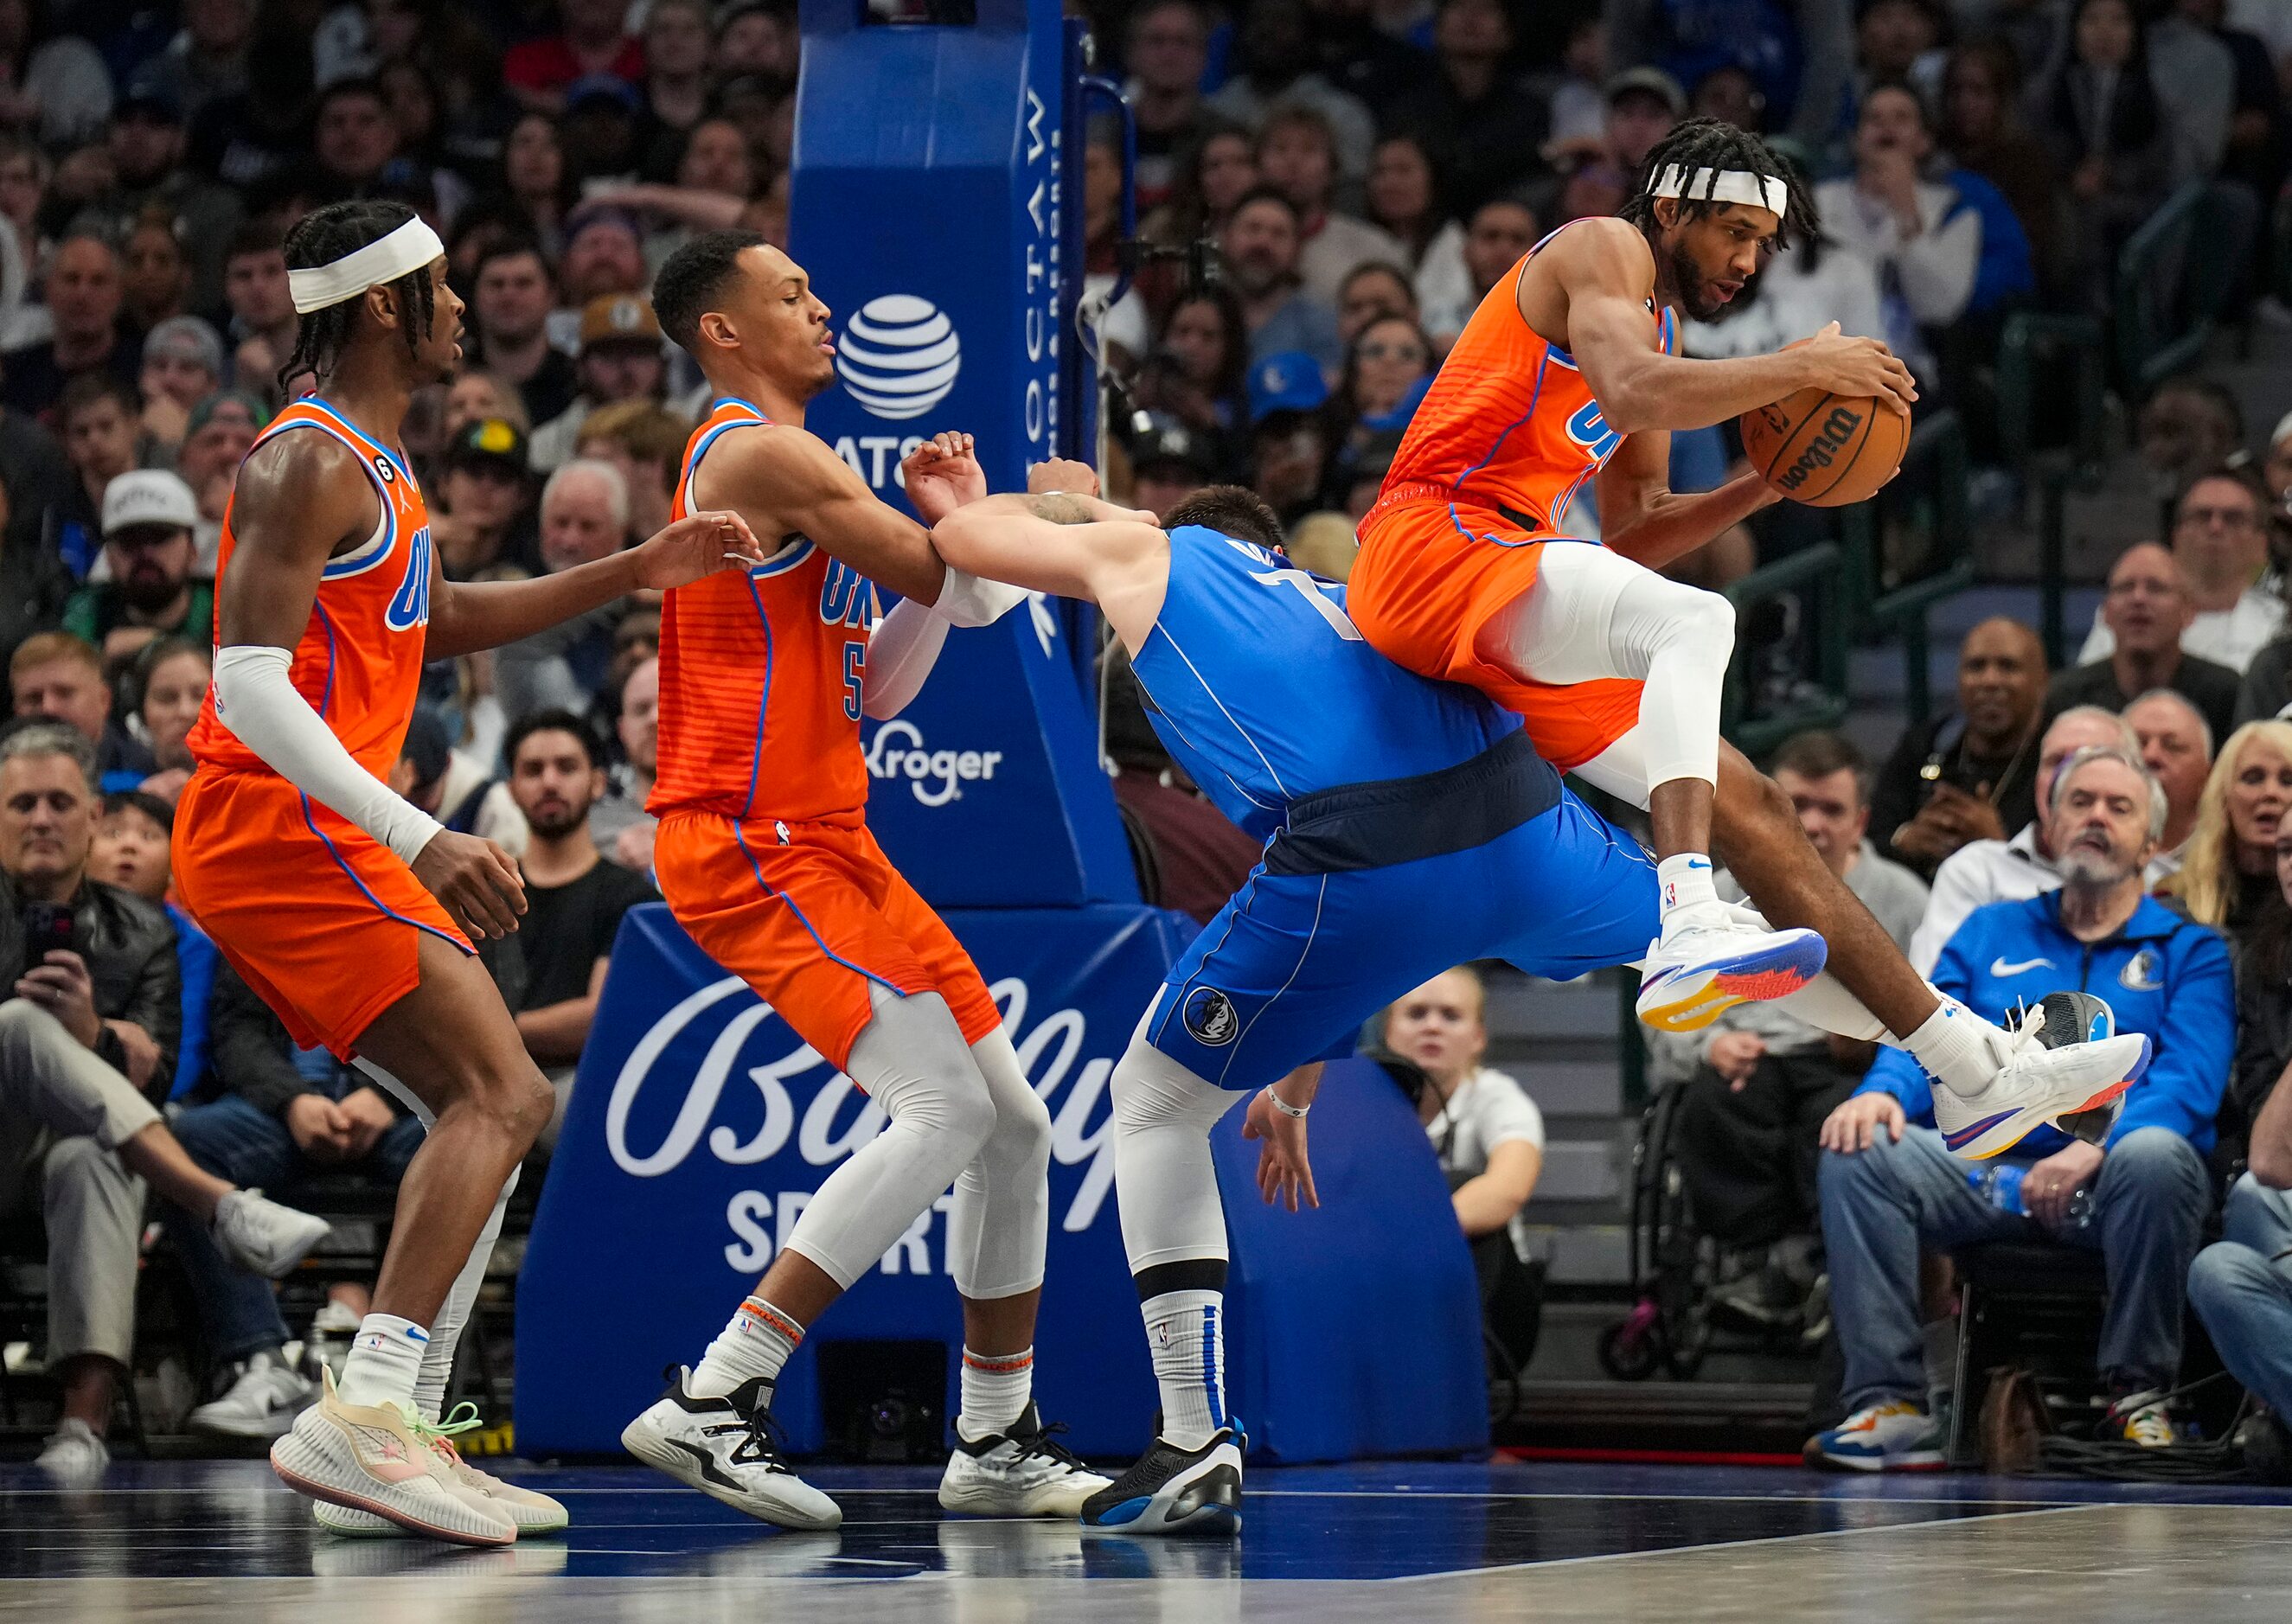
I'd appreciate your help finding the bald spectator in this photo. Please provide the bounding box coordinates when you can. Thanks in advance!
[2083,470,2286,674]
[496,461,632,721]
[1909,706,2142,970]
[2127,688,2213,879]
[1871,618,2049,880]
[8,634,155,792]
[592,655,661,872]
[3,236,139,421]
[2049,542,2242,745]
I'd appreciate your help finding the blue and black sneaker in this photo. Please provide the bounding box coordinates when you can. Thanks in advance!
[1079,1427,1244,1535]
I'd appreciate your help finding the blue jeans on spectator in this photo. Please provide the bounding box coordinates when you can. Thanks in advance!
[166,1096,424,1363]
[2188,1175,2292,1416]
[1820,1124,2211,1411]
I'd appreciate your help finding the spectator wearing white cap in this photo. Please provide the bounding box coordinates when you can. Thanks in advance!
[137,314,226,454]
[528,295,669,475]
[61,471,209,674]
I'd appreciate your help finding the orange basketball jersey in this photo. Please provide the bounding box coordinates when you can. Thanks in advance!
[187,396,435,779]
[650,398,878,824]
[1380,222,1676,534]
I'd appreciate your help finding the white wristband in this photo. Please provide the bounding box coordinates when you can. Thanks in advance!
[929,563,1030,628]
[1263,1085,1309,1119]
[211,644,445,867]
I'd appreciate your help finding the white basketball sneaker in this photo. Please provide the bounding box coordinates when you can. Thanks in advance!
[312,1403,567,1538]
[1930,1000,2153,1160]
[270,1371,515,1546]
[1636,906,1828,1033]
[620,1367,841,1530]
[938,1402,1112,1518]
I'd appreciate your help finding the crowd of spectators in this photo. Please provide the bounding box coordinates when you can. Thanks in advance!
[0,0,2288,1480]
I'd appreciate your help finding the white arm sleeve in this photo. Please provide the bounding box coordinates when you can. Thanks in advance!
[861,596,953,720]
[211,644,445,866]
[929,564,1032,629]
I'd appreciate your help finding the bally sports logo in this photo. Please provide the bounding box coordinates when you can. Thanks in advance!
[835,295,962,421]
[604,975,1124,1258]
[1769,403,1868,493]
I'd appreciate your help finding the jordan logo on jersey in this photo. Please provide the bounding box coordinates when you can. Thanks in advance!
[1566,400,1620,463]
[819,558,874,628]
[385,524,432,632]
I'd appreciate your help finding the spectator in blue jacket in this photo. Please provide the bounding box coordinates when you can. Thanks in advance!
[1808,745,2231,1469]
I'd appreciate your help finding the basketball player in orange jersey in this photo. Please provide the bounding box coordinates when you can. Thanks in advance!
[1351,118,2154,1155]
[171,201,769,1546]
[615,231,1111,1528]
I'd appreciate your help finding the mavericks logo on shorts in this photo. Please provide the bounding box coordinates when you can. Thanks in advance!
[1182,987,1240,1046]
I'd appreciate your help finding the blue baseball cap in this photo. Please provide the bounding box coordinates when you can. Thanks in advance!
[1249,351,1329,424]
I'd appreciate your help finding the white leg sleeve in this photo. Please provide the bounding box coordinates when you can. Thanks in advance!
[782,988,997,1291]
[1482,541,1735,790]
[413,1169,515,1423]
[944,1026,1053,1301]
[1109,1028,1247,1274]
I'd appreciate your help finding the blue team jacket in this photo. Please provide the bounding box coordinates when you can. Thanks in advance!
[1858,891,2233,1157]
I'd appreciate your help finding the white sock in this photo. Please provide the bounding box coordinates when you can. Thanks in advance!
[1903,994,2003,1097]
[1657,853,1720,921]
[691,1295,803,1399]
[958,1346,1034,1437]
[1143,1288,1226,1450]
[337,1314,427,1411]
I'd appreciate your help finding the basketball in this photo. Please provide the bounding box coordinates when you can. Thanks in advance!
[1739,387,1910,507]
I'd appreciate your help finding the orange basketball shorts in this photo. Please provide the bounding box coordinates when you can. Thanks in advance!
[172,768,472,1058]
[652,810,1002,1072]
[1352,496,1645,774]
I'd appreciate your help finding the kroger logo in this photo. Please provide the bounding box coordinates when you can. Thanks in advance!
[835,295,962,421]
[865,719,1002,807]
[604,975,1121,1235]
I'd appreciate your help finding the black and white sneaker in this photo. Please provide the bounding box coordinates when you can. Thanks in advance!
[938,1402,1113,1517]
[1079,1427,1243,1535]
[619,1365,841,1529]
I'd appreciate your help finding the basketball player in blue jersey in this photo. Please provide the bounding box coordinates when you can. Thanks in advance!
[928,464,2152,1535]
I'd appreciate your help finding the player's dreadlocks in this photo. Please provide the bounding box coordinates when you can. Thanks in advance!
[278,200,435,393]
[1617,118,1820,248]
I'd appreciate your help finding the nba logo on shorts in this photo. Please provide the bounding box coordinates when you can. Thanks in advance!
[1183,987,1240,1046]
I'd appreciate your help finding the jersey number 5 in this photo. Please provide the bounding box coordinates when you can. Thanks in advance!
[842,640,866,720]
[1252,567,1360,641]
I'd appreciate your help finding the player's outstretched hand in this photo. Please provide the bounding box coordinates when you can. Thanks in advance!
[1791,322,1917,418]
[1028,457,1100,498]
[903,432,988,523]
[631,509,765,589]
[1243,1086,1320,1212]
[413,829,528,941]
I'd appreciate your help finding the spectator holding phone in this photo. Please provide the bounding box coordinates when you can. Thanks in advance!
[0,722,328,1480]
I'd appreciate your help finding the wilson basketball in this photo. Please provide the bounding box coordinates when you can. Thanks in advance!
[1740,387,1910,508]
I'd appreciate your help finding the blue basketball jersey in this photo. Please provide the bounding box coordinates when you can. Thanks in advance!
[1132,525,1523,841]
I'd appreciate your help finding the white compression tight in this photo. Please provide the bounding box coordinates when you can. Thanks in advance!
[351,1058,515,1423]
[1478,539,1736,795]
[1108,1033,1247,1275]
[782,986,1051,1301]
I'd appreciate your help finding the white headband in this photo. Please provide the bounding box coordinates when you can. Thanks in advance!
[1649,163,1789,217]
[287,217,446,315]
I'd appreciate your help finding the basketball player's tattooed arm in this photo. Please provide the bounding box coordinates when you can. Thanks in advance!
[930,486,1172,655]
[1593,425,1782,572]
[1533,220,1917,432]
[217,432,528,939]
[423,508,765,660]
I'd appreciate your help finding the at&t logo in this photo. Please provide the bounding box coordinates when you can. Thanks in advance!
[836,295,962,421]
